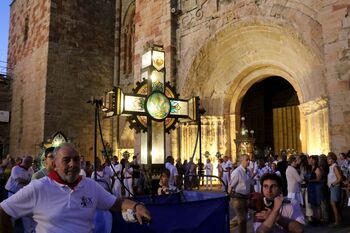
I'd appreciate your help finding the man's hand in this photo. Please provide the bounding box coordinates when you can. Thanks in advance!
[272,195,283,211]
[255,208,272,222]
[134,203,152,224]
[114,199,152,225]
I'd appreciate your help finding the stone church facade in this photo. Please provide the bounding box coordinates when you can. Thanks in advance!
[7,0,350,161]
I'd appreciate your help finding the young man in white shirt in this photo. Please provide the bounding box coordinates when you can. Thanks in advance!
[4,155,34,232]
[222,156,233,191]
[165,156,179,190]
[229,154,252,233]
[5,156,34,196]
[254,173,305,233]
[0,143,151,233]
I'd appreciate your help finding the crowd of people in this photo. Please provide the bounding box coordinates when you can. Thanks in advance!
[226,150,350,233]
[0,144,151,233]
[0,145,349,233]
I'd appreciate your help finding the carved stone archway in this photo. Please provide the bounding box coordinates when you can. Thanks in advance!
[179,21,329,160]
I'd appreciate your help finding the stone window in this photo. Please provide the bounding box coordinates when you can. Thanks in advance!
[122,4,135,75]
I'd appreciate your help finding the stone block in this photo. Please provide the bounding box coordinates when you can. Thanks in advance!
[342,16,350,28]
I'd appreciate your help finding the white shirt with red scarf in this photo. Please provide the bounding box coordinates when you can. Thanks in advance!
[1,175,116,233]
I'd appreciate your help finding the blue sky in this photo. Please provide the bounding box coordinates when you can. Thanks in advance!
[0,1,11,66]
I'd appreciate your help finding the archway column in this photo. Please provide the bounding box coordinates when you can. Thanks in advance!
[229,114,238,161]
[299,97,330,155]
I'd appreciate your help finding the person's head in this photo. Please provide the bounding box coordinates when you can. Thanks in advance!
[258,159,265,168]
[120,158,126,166]
[43,147,55,172]
[223,156,228,162]
[327,152,337,165]
[166,156,174,164]
[206,158,210,163]
[239,154,250,169]
[270,162,277,171]
[16,157,23,165]
[95,157,102,169]
[288,155,298,167]
[112,156,118,164]
[160,169,170,186]
[53,143,81,183]
[21,155,33,169]
[339,152,346,160]
[260,173,283,199]
[309,155,319,167]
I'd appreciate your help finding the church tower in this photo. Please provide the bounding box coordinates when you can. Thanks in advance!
[9,0,116,157]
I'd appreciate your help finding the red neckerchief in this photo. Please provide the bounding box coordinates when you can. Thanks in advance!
[18,164,29,171]
[48,171,82,190]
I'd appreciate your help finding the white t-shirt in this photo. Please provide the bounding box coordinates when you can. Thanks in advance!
[5,165,34,193]
[165,162,179,189]
[91,166,114,191]
[1,177,116,233]
[253,199,305,232]
[204,162,213,175]
[110,163,123,178]
[285,165,302,193]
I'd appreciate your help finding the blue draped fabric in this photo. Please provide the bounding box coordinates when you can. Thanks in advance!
[111,191,230,233]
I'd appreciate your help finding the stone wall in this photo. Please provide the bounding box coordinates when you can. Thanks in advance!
[8,0,50,156]
[0,77,11,157]
[172,0,327,155]
[44,0,115,159]
[320,1,350,153]
[133,0,173,82]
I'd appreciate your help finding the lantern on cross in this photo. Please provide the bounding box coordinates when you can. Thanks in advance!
[102,45,198,166]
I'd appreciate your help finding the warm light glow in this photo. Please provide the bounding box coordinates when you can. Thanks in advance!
[152,50,165,70]
[142,51,152,68]
[150,70,163,83]
[152,121,165,164]
[141,133,148,164]
[124,96,145,112]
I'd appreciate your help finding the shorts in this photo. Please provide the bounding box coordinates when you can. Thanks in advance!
[330,185,341,202]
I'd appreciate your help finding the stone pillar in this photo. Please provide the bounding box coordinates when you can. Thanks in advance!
[229,114,237,161]
[299,97,330,155]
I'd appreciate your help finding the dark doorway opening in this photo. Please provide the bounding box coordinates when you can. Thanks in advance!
[240,76,300,153]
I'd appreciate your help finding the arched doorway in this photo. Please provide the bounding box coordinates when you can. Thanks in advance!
[240,76,301,154]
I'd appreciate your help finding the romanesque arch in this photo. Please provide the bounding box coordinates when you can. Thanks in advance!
[179,19,329,159]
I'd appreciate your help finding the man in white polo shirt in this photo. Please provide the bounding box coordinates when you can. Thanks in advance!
[0,143,151,233]
[165,155,179,190]
[4,155,34,232]
[5,155,34,197]
[229,154,252,233]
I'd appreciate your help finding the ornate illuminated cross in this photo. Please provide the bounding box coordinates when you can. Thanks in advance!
[103,45,198,166]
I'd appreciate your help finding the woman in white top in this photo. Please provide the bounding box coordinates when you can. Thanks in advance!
[327,152,343,226]
[286,155,304,205]
[123,161,134,197]
[204,158,213,190]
